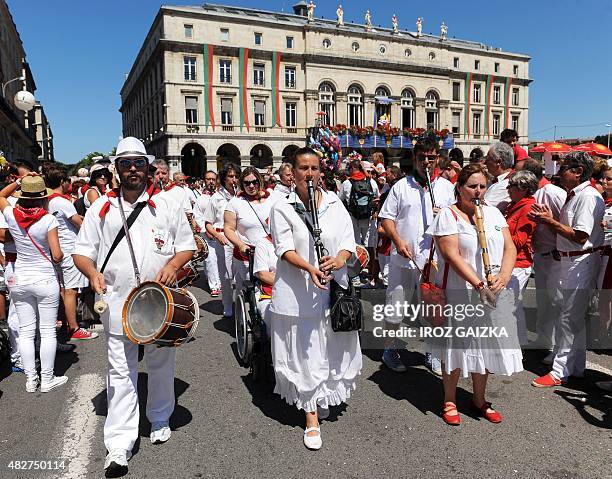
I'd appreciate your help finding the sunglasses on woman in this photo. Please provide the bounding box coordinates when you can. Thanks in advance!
[243,179,260,187]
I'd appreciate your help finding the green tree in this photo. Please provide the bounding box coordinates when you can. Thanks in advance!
[594,134,611,148]
[68,148,116,176]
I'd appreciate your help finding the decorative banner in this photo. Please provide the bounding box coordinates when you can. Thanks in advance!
[271,52,282,127]
[485,75,494,138]
[203,44,215,131]
[504,76,513,129]
[239,48,250,132]
[464,72,472,139]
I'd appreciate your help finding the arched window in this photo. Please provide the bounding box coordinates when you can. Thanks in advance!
[425,90,439,129]
[318,82,335,126]
[375,86,391,124]
[401,89,415,129]
[347,84,363,127]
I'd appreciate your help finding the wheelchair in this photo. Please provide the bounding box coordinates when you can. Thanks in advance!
[234,250,273,381]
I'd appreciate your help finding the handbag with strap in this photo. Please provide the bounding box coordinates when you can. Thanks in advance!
[288,198,363,332]
[418,207,458,327]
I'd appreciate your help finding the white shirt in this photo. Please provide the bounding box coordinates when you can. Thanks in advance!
[533,183,566,253]
[48,196,79,253]
[484,170,512,213]
[224,195,275,245]
[269,190,356,317]
[557,181,605,252]
[204,188,233,230]
[192,192,212,229]
[378,175,455,269]
[338,177,379,206]
[253,237,277,275]
[3,206,59,286]
[426,205,508,290]
[73,188,196,335]
[158,184,192,214]
[185,187,199,206]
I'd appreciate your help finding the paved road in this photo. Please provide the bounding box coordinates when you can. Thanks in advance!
[0,277,611,479]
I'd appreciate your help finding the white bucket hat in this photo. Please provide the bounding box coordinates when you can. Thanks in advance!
[109,137,155,163]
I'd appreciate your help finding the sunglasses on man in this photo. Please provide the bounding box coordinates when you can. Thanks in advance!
[417,154,438,162]
[117,158,147,169]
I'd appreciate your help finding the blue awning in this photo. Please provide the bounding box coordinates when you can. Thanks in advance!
[375,96,395,104]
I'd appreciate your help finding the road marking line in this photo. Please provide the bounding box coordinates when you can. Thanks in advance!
[586,359,612,377]
[49,372,105,479]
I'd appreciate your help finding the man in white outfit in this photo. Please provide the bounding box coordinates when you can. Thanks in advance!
[193,170,221,297]
[379,138,455,373]
[530,152,604,387]
[484,141,514,213]
[518,159,566,354]
[73,137,195,477]
[204,163,240,317]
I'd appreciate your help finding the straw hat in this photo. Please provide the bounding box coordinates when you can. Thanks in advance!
[15,176,53,198]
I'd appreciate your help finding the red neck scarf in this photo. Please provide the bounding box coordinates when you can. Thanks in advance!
[99,182,158,218]
[350,172,366,181]
[605,197,612,207]
[48,192,71,201]
[14,205,47,230]
[163,182,179,192]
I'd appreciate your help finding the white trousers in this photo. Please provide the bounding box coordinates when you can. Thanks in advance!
[533,253,563,349]
[7,298,20,363]
[211,240,234,315]
[233,258,249,303]
[552,254,600,380]
[379,254,390,286]
[508,266,532,345]
[11,279,60,381]
[203,237,220,290]
[385,263,419,325]
[104,333,176,452]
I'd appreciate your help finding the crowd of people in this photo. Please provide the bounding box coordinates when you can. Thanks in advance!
[1,129,611,476]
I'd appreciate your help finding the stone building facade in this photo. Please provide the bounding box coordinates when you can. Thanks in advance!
[120,3,531,175]
[0,0,51,164]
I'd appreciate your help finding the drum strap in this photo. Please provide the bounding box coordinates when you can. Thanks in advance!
[100,201,147,274]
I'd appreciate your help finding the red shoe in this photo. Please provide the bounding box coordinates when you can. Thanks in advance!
[531,372,563,388]
[442,402,461,426]
[70,328,99,340]
[471,401,502,423]
[210,288,221,298]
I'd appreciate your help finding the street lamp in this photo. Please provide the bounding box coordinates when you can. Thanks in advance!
[1,75,24,98]
[606,124,611,149]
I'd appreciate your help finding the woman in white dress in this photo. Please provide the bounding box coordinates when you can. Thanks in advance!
[269,147,361,450]
[84,164,111,209]
[224,167,277,299]
[427,163,521,426]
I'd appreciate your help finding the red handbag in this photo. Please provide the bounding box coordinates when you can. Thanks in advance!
[419,208,457,327]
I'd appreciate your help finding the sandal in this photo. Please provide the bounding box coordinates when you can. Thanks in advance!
[442,402,461,426]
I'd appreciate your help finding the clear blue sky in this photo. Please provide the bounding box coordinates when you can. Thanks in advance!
[7,0,612,163]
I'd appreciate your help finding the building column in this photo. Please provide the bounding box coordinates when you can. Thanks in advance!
[415,98,426,129]
[390,97,401,128]
[335,92,347,126]
[364,94,376,127]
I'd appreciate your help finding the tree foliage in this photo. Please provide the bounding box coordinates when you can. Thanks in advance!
[68,151,110,176]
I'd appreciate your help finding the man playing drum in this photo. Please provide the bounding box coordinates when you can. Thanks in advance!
[73,137,196,478]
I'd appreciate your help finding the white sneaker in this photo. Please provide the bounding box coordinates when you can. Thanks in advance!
[150,421,171,444]
[104,448,131,476]
[303,426,322,450]
[25,376,39,393]
[40,375,68,392]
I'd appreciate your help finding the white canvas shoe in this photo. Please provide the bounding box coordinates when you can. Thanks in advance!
[25,376,39,393]
[40,375,68,392]
[303,426,322,450]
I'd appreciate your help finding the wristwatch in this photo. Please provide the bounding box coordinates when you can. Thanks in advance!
[475,281,485,291]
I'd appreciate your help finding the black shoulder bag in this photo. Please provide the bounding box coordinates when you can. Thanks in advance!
[288,199,363,332]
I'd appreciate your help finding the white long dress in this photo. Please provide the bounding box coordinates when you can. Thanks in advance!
[269,190,361,412]
[426,205,523,377]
